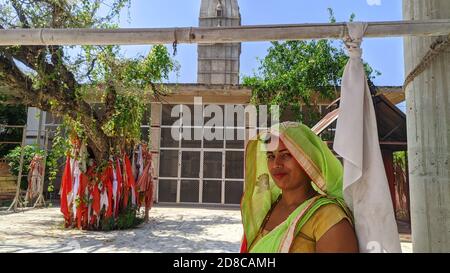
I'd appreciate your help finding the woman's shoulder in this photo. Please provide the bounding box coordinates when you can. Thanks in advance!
[300,202,351,241]
[313,202,349,219]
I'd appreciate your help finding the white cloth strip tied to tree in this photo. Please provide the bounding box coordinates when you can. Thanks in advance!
[26,154,44,201]
[333,22,402,253]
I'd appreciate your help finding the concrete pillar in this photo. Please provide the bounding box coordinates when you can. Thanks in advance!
[403,0,450,252]
[150,102,161,203]
[25,107,46,146]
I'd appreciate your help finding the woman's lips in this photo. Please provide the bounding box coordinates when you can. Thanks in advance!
[273,173,287,180]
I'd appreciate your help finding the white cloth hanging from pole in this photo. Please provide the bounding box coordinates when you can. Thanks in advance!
[333,22,401,253]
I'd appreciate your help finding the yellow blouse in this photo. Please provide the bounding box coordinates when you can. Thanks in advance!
[250,203,351,253]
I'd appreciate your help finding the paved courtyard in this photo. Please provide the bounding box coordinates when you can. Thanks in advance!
[0,205,412,253]
[0,205,243,253]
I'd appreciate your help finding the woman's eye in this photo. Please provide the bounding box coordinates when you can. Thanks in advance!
[281,153,292,160]
[267,154,275,160]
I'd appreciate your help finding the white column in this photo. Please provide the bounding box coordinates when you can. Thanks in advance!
[403,0,450,252]
[25,107,46,146]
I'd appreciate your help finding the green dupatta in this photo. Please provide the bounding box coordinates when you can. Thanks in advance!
[240,122,351,252]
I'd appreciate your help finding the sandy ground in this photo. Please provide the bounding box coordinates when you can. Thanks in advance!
[0,205,412,253]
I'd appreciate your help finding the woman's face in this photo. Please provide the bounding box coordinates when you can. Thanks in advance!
[266,137,310,191]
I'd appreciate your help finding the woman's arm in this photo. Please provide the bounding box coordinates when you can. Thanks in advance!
[316,219,359,253]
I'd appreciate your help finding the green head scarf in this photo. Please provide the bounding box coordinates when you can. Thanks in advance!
[241,122,348,252]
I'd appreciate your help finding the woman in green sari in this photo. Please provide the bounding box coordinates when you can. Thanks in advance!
[240,122,358,253]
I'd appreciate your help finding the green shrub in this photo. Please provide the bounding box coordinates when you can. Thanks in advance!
[5,145,44,189]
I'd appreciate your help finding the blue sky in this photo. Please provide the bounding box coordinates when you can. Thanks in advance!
[116,0,404,83]
[114,0,406,110]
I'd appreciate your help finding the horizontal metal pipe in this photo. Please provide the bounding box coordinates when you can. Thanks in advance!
[0,20,448,46]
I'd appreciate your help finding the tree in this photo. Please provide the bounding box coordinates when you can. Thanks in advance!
[0,0,177,229]
[0,0,176,163]
[0,96,26,158]
[243,10,380,127]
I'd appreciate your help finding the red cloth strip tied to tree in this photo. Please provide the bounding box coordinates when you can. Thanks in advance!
[60,156,72,227]
[122,154,137,208]
[59,138,156,230]
[60,156,133,230]
[60,147,152,230]
[136,146,154,221]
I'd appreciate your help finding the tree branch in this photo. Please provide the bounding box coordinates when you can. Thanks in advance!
[100,80,117,127]
[0,50,109,162]
[48,45,77,99]
[11,0,30,28]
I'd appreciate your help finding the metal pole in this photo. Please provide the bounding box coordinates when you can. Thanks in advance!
[0,20,449,46]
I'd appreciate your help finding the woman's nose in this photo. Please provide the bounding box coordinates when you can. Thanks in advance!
[274,155,284,167]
